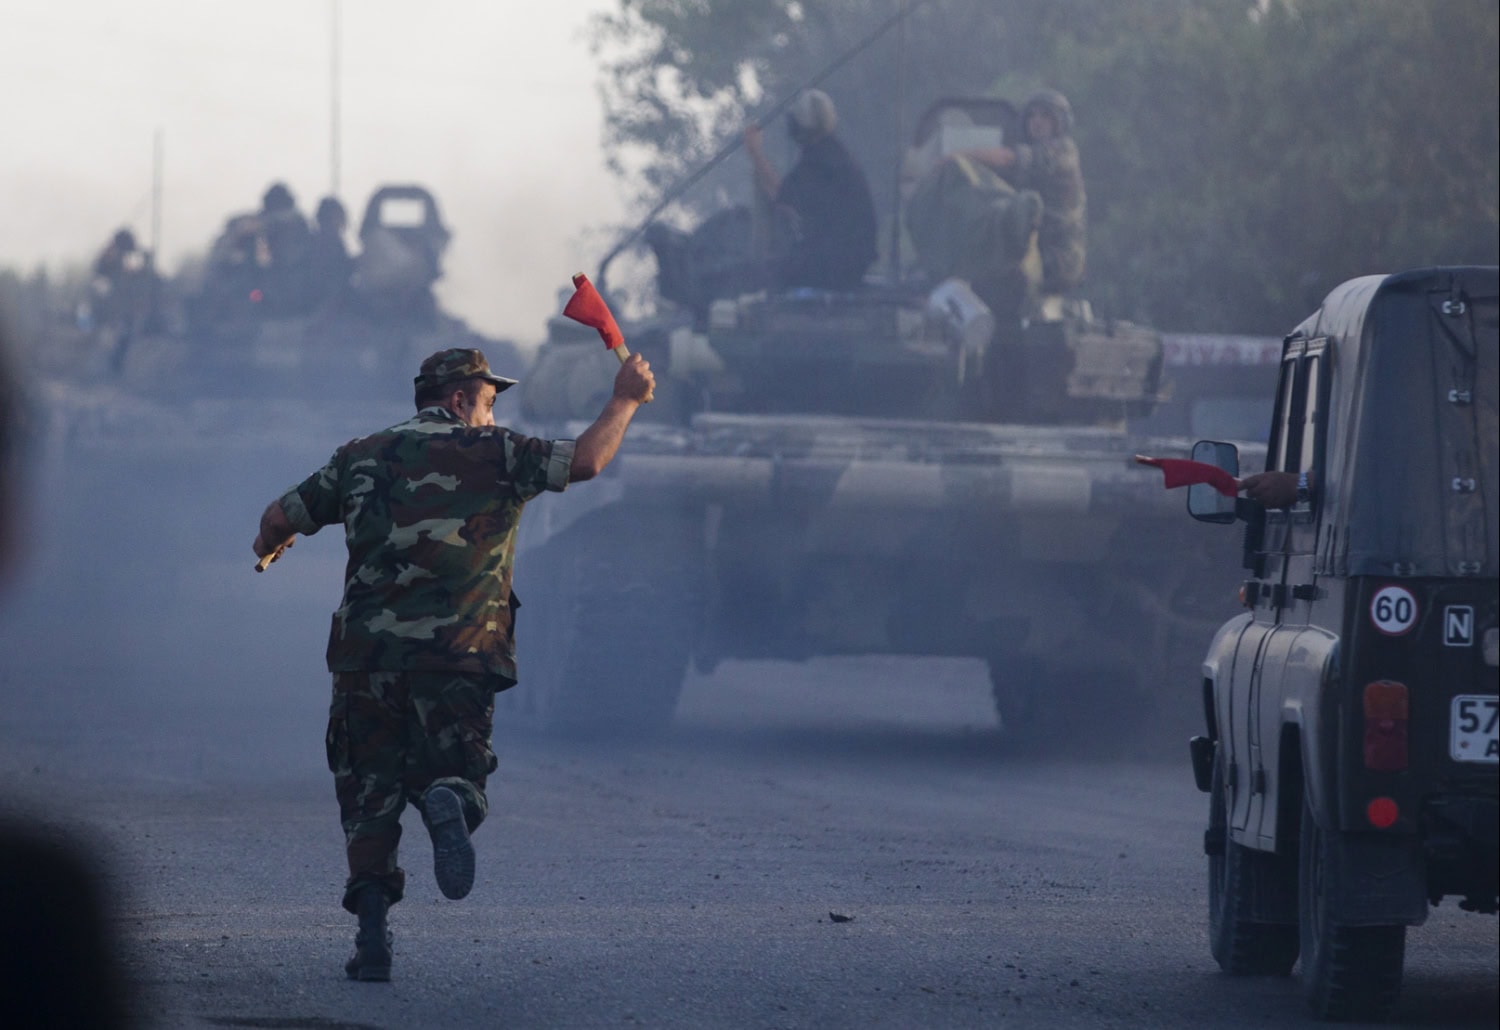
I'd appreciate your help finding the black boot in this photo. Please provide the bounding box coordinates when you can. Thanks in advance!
[422,785,475,900]
[343,884,392,982]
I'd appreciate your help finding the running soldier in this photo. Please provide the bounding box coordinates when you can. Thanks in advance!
[251,346,654,981]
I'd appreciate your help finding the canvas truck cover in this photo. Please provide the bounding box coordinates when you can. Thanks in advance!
[1307,266,1499,578]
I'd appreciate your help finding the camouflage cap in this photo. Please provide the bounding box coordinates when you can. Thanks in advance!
[413,348,518,399]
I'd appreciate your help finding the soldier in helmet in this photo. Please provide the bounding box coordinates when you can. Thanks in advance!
[256,181,313,312]
[307,195,354,312]
[193,181,314,324]
[251,345,655,982]
[744,88,878,291]
[259,182,311,264]
[951,88,1087,296]
[92,227,140,286]
[87,226,161,366]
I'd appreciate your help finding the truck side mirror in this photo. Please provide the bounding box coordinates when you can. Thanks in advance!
[1188,439,1240,524]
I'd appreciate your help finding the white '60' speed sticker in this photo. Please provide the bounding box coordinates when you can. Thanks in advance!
[1370,585,1418,636]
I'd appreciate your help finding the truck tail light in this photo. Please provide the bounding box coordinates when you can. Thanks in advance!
[1366,796,1399,828]
[1363,680,1409,771]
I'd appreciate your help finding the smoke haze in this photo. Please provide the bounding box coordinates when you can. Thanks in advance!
[0,0,626,346]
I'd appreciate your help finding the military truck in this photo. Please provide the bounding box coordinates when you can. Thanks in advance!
[504,97,1261,740]
[1183,266,1498,1020]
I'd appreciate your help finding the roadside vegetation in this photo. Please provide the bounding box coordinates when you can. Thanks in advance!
[591,0,1498,332]
[4,2,1496,343]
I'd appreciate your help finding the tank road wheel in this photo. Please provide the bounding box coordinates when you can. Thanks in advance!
[505,539,697,738]
[1297,797,1406,1021]
[987,655,1043,735]
[1208,757,1299,975]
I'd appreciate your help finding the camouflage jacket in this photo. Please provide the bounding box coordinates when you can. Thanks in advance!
[1010,135,1087,294]
[279,407,574,681]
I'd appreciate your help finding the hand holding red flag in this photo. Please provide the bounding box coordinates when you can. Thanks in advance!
[1134,455,1240,498]
[563,272,651,403]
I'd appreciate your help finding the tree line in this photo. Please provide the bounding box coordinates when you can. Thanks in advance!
[589,0,1499,333]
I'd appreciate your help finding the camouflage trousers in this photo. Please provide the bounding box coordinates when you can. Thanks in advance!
[326,670,503,913]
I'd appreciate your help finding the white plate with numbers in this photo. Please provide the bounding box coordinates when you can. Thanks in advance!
[1450,695,1499,763]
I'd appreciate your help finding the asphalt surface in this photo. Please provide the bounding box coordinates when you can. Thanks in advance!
[0,413,1494,1029]
[1,655,1495,1030]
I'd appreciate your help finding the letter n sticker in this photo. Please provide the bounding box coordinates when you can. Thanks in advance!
[1444,605,1474,647]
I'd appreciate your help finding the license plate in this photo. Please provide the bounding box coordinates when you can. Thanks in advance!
[1450,695,1499,763]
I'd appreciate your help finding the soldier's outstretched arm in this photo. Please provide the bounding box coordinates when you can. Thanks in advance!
[253,498,296,570]
[744,125,782,202]
[1239,469,1311,510]
[570,353,655,482]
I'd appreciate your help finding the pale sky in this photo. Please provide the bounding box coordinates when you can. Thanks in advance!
[0,0,633,345]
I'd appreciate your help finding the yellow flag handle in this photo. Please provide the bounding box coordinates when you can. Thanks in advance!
[254,539,292,573]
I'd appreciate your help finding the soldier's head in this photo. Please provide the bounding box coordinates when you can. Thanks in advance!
[413,348,517,426]
[786,89,837,147]
[1022,88,1073,142]
[261,182,296,214]
[315,196,347,234]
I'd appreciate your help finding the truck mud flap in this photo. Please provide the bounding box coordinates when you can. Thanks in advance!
[1326,833,1429,927]
[1424,798,1499,913]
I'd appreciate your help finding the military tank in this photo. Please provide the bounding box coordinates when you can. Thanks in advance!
[507,99,1263,739]
[49,183,525,403]
[16,181,530,657]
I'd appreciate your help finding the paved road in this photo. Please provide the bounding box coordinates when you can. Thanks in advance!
[2,656,1495,1030]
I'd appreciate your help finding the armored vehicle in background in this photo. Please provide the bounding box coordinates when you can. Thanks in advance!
[10,183,530,748]
[508,99,1261,739]
[47,183,522,402]
[1130,333,1282,443]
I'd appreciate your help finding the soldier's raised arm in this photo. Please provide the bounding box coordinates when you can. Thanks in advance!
[570,353,655,482]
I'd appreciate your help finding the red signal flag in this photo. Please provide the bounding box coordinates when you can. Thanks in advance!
[563,272,625,351]
[1134,455,1239,498]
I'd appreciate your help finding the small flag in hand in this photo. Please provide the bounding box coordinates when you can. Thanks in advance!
[563,272,624,351]
[1134,455,1239,498]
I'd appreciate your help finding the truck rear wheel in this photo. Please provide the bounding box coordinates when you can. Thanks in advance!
[1297,797,1406,1020]
[1208,757,1299,974]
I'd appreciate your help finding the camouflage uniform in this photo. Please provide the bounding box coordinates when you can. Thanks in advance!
[1008,89,1087,295]
[277,354,571,911]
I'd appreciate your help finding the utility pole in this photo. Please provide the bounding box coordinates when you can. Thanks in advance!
[330,0,342,198]
[890,0,909,284]
[151,128,164,260]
